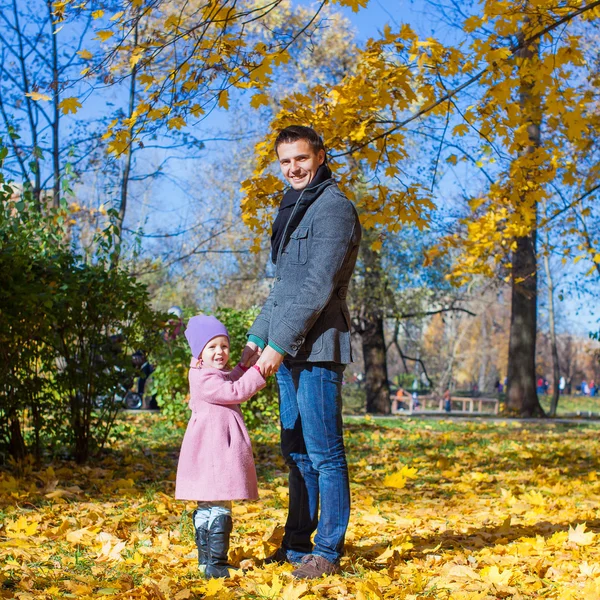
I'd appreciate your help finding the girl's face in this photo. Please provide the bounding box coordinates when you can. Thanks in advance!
[200,335,230,369]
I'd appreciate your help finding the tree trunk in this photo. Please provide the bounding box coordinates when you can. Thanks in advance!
[507,235,542,415]
[363,314,390,414]
[506,23,545,417]
[358,229,390,414]
[11,0,42,207]
[48,0,61,209]
[113,23,139,267]
[8,412,26,460]
[542,232,561,416]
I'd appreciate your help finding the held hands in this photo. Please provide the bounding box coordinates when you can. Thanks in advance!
[256,345,285,378]
[240,343,261,367]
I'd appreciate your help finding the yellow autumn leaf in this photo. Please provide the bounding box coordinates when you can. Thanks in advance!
[331,0,369,13]
[77,49,93,60]
[5,516,38,536]
[480,565,514,586]
[95,30,114,42]
[26,91,51,102]
[168,116,186,130]
[281,581,309,600]
[202,577,226,596]
[96,538,126,562]
[250,93,270,109]
[568,523,595,546]
[218,89,229,109]
[91,9,104,18]
[452,123,469,136]
[59,97,82,114]
[383,465,418,489]
[254,574,283,598]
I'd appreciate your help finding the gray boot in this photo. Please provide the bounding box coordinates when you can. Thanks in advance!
[205,514,233,578]
[192,509,209,572]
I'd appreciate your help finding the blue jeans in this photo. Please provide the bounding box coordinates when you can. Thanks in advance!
[276,360,350,564]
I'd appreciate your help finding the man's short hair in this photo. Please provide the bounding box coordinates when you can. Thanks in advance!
[274,125,326,156]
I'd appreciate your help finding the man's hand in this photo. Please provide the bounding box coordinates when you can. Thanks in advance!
[256,345,285,377]
[240,343,260,367]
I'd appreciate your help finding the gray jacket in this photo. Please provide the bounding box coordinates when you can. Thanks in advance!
[248,179,361,363]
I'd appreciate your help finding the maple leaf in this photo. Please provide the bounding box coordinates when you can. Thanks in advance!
[218,89,229,109]
[26,91,51,102]
[383,464,418,488]
[281,581,309,600]
[202,578,226,597]
[481,565,514,586]
[168,116,186,130]
[59,97,82,114]
[579,561,600,577]
[331,0,369,13]
[254,574,284,598]
[5,516,38,537]
[77,49,93,60]
[95,29,114,42]
[568,523,595,546]
[250,93,270,109]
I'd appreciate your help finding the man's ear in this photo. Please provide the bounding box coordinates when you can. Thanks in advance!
[318,149,325,165]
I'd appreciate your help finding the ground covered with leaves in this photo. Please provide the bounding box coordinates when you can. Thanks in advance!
[2,414,600,599]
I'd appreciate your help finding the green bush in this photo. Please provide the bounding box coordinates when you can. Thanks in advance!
[0,143,162,463]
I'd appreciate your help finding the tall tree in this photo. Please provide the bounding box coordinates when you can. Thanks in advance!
[0,0,94,208]
[243,1,600,416]
[506,19,544,417]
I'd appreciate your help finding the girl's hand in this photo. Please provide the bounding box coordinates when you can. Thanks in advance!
[240,344,261,367]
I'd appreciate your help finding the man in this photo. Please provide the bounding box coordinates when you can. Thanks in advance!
[243,125,361,578]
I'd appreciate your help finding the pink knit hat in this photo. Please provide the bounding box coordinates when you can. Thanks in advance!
[185,315,229,358]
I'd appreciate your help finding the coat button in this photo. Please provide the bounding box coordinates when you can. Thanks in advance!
[273,301,278,307]
[277,276,281,281]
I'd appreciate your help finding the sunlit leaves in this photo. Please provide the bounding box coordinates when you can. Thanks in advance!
[240,0,600,281]
[2,415,600,598]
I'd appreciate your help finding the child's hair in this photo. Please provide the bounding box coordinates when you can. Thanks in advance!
[184,315,229,359]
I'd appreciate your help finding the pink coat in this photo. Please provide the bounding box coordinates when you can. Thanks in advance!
[175,361,266,502]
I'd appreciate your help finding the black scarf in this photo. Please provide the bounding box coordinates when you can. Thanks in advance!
[270,164,333,263]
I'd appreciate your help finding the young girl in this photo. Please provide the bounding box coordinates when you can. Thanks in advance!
[175,314,265,578]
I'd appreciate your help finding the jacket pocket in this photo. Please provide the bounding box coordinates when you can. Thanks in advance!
[288,227,309,265]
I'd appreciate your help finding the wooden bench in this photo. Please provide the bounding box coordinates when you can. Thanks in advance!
[392,394,499,415]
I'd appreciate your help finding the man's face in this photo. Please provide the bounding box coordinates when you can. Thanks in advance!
[276,139,325,191]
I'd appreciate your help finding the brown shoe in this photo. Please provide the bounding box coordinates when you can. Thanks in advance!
[291,554,340,579]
